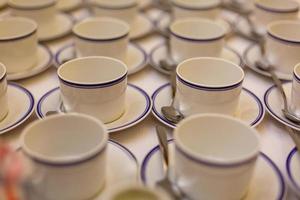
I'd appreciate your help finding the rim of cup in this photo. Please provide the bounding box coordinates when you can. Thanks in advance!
[171,0,221,10]
[176,57,244,90]
[0,63,6,82]
[8,0,56,10]
[170,18,225,42]
[0,17,37,41]
[174,114,260,167]
[21,114,109,165]
[255,0,299,13]
[58,56,128,88]
[92,0,138,9]
[293,63,300,83]
[267,20,300,44]
[73,17,130,42]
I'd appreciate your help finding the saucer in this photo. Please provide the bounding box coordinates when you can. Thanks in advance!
[286,147,300,197]
[57,0,82,12]
[38,13,74,42]
[141,140,286,200]
[155,12,232,37]
[54,43,148,75]
[152,83,265,129]
[7,45,52,81]
[138,0,152,10]
[130,14,153,40]
[264,82,300,131]
[149,43,242,75]
[0,83,34,134]
[243,43,292,80]
[36,84,152,133]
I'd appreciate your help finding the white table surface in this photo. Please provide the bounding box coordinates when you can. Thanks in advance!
[0,7,299,199]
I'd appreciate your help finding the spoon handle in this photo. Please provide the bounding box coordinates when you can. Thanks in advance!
[155,125,169,169]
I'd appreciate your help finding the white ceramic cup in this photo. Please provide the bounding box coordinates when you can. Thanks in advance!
[253,0,299,32]
[21,114,108,200]
[170,18,226,63]
[0,63,8,121]
[102,184,172,200]
[58,56,128,124]
[91,0,138,26]
[290,63,300,117]
[171,0,221,20]
[73,17,130,62]
[174,114,260,200]
[0,17,38,74]
[265,20,300,74]
[9,0,57,36]
[175,57,244,117]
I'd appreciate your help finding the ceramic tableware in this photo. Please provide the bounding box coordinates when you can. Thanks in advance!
[73,17,129,62]
[149,43,242,75]
[254,0,299,32]
[173,114,260,199]
[151,83,265,128]
[9,0,73,41]
[286,147,300,197]
[0,17,38,74]
[0,63,8,121]
[265,20,300,75]
[141,140,286,200]
[170,18,226,63]
[54,43,147,75]
[36,84,152,133]
[91,0,152,40]
[175,57,244,117]
[21,114,108,200]
[102,184,172,200]
[171,0,221,20]
[58,56,127,124]
[57,0,82,12]
[290,63,300,117]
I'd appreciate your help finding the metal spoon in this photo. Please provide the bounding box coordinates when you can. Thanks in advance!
[161,72,184,124]
[256,58,300,124]
[155,125,186,200]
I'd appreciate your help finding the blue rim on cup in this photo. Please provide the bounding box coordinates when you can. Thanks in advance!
[255,0,299,13]
[171,0,221,11]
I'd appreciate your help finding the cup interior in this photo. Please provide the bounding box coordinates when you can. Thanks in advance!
[22,114,108,164]
[268,21,300,43]
[58,56,127,85]
[0,17,37,40]
[294,63,300,78]
[112,189,160,200]
[255,0,299,12]
[93,0,137,8]
[0,63,6,80]
[171,0,220,9]
[170,19,225,41]
[177,57,244,88]
[9,0,55,8]
[175,114,260,164]
[73,18,129,40]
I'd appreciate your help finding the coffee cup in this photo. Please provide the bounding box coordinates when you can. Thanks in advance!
[0,63,8,121]
[57,56,128,123]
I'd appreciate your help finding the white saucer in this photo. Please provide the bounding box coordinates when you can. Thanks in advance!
[7,45,52,81]
[149,43,242,75]
[57,0,82,12]
[36,84,152,133]
[38,13,74,42]
[286,147,300,197]
[243,43,292,80]
[141,141,286,200]
[155,12,232,37]
[130,14,153,40]
[0,83,34,134]
[138,0,152,10]
[264,82,300,131]
[54,43,148,75]
[152,83,265,129]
